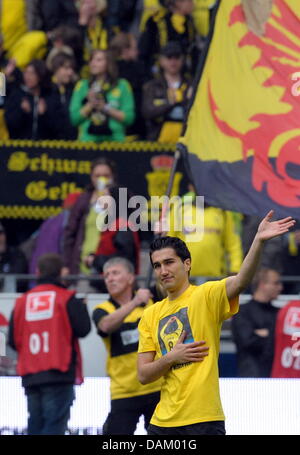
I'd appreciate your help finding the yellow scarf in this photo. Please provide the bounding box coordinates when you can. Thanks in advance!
[171,14,186,34]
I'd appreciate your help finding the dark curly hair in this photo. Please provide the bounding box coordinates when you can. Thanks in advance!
[149,236,191,265]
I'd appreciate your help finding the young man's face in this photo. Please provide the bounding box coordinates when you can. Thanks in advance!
[103,264,134,299]
[151,247,191,293]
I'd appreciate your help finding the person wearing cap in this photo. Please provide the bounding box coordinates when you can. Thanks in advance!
[142,41,191,143]
[138,0,198,77]
[0,222,28,292]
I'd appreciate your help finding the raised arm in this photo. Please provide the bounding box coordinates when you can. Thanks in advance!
[99,289,151,334]
[226,210,295,300]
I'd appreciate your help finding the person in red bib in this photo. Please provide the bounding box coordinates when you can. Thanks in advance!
[8,253,91,435]
[271,300,300,378]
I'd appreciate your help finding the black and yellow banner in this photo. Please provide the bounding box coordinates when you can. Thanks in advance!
[181,0,300,218]
[0,140,187,219]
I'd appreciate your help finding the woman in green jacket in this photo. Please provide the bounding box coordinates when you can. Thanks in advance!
[70,49,135,142]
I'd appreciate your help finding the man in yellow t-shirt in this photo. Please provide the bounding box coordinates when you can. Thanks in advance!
[92,257,161,435]
[138,211,295,435]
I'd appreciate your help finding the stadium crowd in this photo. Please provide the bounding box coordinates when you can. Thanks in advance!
[1,0,299,289]
[0,0,216,143]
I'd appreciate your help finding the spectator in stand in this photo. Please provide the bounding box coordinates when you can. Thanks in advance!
[70,49,135,142]
[0,222,28,293]
[63,157,117,279]
[0,1,78,71]
[47,25,83,73]
[231,268,282,377]
[110,32,147,139]
[77,0,109,77]
[49,52,79,140]
[83,185,140,275]
[92,257,161,435]
[142,42,191,143]
[8,253,91,435]
[4,59,63,140]
[139,0,198,78]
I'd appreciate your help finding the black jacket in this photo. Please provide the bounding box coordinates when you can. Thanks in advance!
[231,299,279,377]
[138,11,197,77]
[8,278,91,389]
[51,82,78,140]
[4,85,63,140]
[142,74,190,141]
[117,59,147,138]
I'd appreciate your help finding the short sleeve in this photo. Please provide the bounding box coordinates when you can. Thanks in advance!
[92,307,109,338]
[205,279,239,323]
[138,311,156,353]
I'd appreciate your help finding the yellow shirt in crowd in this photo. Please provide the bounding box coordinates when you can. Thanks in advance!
[168,204,243,277]
[138,279,239,427]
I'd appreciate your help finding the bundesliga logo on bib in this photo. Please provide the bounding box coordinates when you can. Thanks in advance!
[25,292,56,321]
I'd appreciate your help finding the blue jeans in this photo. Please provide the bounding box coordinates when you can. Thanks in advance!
[26,383,75,435]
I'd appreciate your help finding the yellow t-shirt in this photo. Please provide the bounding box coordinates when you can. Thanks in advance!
[138,279,239,427]
[93,299,162,400]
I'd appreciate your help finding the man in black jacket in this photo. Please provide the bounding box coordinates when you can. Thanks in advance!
[8,253,91,435]
[231,268,283,377]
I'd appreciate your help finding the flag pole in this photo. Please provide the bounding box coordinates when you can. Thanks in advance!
[144,145,183,289]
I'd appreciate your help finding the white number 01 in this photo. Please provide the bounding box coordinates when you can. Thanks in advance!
[29,332,50,355]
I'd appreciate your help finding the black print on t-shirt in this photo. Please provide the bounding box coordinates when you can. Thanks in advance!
[158,307,194,364]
